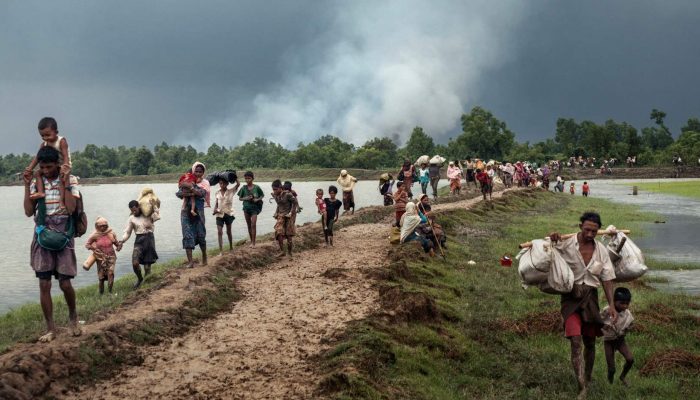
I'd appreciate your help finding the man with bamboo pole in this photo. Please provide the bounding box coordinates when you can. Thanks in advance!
[549,212,617,399]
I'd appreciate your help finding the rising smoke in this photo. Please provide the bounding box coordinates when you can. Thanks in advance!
[201,0,528,148]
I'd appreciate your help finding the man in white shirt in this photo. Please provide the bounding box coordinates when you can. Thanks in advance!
[550,212,617,397]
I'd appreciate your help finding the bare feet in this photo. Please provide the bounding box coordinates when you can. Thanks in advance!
[38,331,56,343]
[133,279,143,288]
[70,321,83,337]
[276,252,286,259]
[620,378,629,387]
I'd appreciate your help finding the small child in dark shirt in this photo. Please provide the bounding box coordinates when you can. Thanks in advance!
[323,185,342,246]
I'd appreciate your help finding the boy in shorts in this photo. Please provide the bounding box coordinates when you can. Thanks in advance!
[213,178,239,255]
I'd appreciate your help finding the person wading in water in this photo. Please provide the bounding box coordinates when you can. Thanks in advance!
[549,212,617,399]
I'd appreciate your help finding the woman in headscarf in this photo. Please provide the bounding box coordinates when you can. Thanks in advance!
[337,169,358,214]
[176,161,209,268]
[399,160,416,198]
[446,161,463,195]
[399,202,435,256]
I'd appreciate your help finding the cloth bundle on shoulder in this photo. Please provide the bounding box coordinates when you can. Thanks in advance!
[206,170,238,186]
[138,187,161,220]
[602,225,647,282]
[516,238,574,294]
[516,239,551,285]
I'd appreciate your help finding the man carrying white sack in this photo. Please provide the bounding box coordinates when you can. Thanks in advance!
[549,212,617,399]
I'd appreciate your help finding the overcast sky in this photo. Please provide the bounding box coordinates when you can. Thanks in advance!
[1,0,699,154]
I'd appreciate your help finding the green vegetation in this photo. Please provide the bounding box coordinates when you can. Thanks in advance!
[322,190,700,400]
[2,110,699,184]
[634,180,700,200]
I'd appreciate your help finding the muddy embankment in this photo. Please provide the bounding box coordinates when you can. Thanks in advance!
[0,183,495,399]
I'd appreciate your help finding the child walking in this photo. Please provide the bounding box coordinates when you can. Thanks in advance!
[323,186,342,246]
[315,188,328,245]
[272,179,299,258]
[213,178,239,255]
[238,171,264,247]
[418,163,430,195]
[582,181,590,197]
[601,287,635,386]
[24,117,72,210]
[120,200,159,288]
[84,217,121,295]
[569,182,576,195]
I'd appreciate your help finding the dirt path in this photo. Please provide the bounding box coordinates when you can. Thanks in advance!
[67,188,509,400]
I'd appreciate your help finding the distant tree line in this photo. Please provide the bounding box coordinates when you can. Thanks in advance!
[1,107,698,181]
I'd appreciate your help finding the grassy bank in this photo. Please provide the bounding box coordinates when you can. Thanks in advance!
[0,256,186,353]
[634,180,700,199]
[321,190,700,400]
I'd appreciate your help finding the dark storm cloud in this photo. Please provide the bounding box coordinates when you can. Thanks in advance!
[477,0,700,142]
[0,0,332,153]
[0,1,698,154]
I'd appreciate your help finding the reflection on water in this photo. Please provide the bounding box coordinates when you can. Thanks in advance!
[579,178,700,297]
[579,178,700,264]
[0,180,446,314]
[648,270,700,297]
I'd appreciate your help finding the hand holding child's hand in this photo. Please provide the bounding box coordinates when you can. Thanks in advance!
[60,164,71,176]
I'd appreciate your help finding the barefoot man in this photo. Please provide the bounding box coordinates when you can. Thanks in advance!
[549,212,617,398]
[23,146,82,342]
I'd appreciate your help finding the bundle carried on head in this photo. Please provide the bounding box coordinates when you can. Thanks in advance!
[415,155,430,165]
[379,172,394,184]
[206,169,238,186]
[429,155,446,165]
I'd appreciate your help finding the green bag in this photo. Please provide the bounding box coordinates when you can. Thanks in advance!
[35,198,74,251]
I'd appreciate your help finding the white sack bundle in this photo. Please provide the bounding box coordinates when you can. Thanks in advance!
[603,225,648,282]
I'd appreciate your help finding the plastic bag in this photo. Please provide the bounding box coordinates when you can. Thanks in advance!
[206,170,238,186]
[603,225,647,282]
[516,239,552,285]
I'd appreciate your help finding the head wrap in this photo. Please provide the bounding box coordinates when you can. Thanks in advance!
[400,202,422,243]
[191,161,211,207]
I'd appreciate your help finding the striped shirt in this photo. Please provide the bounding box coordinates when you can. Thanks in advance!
[30,175,80,216]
